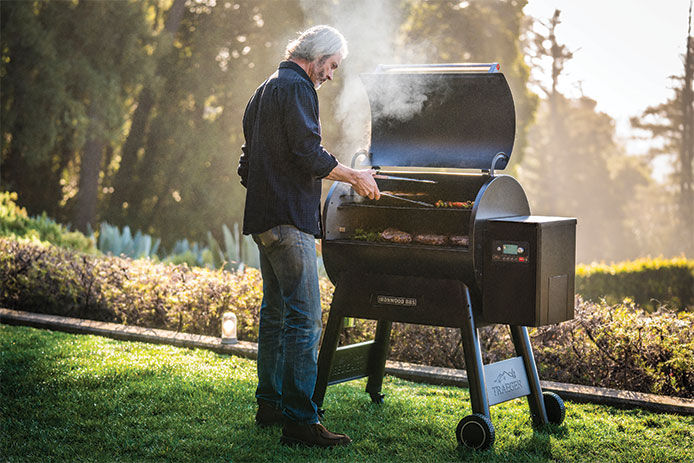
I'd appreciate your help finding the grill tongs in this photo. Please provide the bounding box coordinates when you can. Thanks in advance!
[373,173,436,184]
[380,192,434,208]
[372,171,436,207]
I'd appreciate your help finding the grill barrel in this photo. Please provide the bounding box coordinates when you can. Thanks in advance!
[323,172,531,296]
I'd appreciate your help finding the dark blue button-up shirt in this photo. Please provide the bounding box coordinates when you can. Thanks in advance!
[238,61,338,237]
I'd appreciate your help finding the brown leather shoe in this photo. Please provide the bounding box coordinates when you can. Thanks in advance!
[255,403,284,427]
[280,422,352,447]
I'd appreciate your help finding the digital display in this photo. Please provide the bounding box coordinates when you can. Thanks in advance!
[502,244,518,255]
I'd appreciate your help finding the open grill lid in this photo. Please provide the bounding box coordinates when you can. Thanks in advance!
[361,63,516,170]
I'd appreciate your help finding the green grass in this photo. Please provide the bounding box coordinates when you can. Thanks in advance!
[1,325,692,463]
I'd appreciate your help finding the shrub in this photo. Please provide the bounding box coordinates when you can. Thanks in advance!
[0,237,262,339]
[387,300,693,398]
[0,192,96,253]
[1,236,692,398]
[576,257,694,311]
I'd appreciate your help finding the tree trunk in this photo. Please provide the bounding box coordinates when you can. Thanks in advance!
[74,107,104,233]
[681,6,693,253]
[107,0,187,220]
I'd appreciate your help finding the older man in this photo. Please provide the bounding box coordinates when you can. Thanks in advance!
[238,25,379,447]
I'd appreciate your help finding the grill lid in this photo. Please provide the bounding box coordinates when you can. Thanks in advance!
[361,63,515,170]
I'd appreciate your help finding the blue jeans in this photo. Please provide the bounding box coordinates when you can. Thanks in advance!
[252,225,322,424]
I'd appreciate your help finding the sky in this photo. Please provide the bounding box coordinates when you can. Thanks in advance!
[524,0,692,171]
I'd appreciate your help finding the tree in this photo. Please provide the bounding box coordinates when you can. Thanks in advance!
[1,0,155,231]
[522,9,574,212]
[106,0,187,222]
[395,0,538,168]
[101,0,305,245]
[630,3,694,257]
[1,1,76,220]
[520,9,651,263]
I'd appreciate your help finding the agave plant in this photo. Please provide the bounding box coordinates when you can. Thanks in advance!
[97,222,160,259]
[208,223,259,271]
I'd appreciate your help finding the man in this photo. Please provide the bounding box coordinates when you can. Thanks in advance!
[237,25,380,447]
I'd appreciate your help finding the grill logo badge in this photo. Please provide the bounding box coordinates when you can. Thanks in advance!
[484,357,531,406]
[492,368,523,396]
[374,295,418,307]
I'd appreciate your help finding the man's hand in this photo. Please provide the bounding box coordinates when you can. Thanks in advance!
[325,163,381,200]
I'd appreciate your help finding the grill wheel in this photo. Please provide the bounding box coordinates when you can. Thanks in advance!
[456,413,495,450]
[543,392,566,425]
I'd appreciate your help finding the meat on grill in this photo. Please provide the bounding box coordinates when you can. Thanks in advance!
[449,235,470,246]
[414,234,448,246]
[380,228,412,244]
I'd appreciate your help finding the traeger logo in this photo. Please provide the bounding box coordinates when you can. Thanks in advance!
[491,368,523,397]
[374,295,418,307]
[484,357,530,405]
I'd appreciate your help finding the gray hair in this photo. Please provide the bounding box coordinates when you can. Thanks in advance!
[285,25,348,62]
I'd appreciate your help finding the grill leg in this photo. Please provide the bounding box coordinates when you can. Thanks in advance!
[509,325,548,427]
[313,308,344,409]
[460,286,490,417]
[366,320,392,403]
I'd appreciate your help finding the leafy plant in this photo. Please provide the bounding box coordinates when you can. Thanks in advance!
[2,236,692,398]
[576,257,694,311]
[0,191,95,253]
[97,222,161,259]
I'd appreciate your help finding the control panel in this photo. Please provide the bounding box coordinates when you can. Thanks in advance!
[491,240,529,263]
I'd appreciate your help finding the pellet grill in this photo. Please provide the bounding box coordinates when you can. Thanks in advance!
[314,63,577,450]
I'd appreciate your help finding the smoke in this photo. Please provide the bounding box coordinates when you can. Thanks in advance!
[366,76,430,122]
[297,0,432,164]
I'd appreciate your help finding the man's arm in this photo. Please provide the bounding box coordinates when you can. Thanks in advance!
[325,163,380,200]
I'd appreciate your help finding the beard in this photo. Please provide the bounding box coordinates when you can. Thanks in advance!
[309,60,328,89]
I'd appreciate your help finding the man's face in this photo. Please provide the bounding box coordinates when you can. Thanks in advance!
[308,53,342,89]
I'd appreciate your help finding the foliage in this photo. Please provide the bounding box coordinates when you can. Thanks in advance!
[0,192,95,253]
[576,257,694,311]
[97,221,161,259]
[397,0,537,165]
[1,0,156,229]
[518,93,654,264]
[4,325,693,463]
[629,31,694,257]
[96,221,259,271]
[2,0,537,248]
[518,8,688,264]
[0,237,263,339]
[388,300,694,398]
[2,237,692,398]
[206,223,260,271]
[102,0,305,246]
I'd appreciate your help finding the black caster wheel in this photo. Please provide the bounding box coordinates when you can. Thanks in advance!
[369,392,385,404]
[456,413,495,450]
[543,392,566,425]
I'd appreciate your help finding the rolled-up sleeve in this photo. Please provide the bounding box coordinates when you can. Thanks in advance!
[283,82,338,178]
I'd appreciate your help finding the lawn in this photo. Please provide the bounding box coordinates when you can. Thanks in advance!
[1,324,692,463]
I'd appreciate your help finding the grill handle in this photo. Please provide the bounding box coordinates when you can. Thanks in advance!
[351,149,370,168]
[489,152,507,177]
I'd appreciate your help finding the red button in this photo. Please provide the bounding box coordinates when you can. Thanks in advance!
[519,257,525,262]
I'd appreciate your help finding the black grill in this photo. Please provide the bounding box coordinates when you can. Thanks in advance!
[313,63,577,450]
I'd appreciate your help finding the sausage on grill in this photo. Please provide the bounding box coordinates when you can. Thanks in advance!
[414,234,448,246]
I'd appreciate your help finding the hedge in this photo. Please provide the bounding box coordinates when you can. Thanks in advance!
[576,257,694,311]
[1,237,692,398]
[0,192,96,254]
